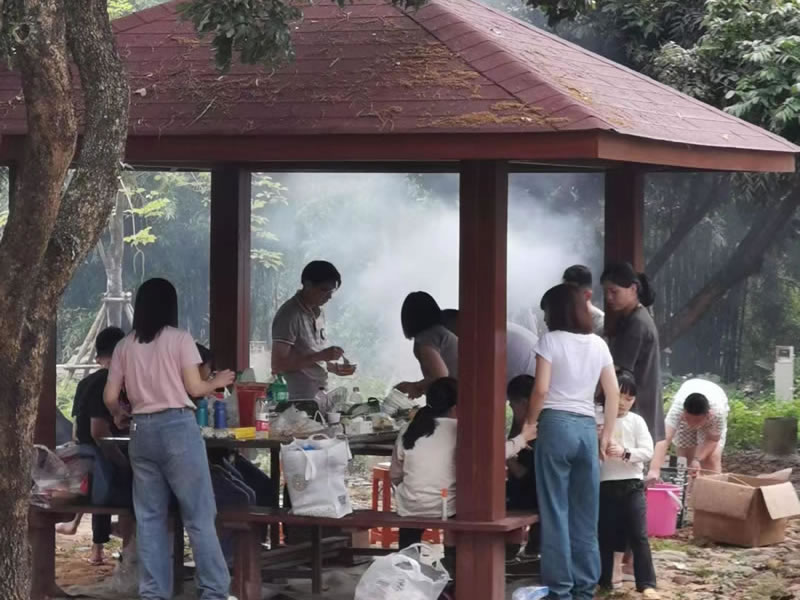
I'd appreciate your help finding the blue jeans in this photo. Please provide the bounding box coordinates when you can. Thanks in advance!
[77,443,133,544]
[535,410,600,600]
[129,409,230,600]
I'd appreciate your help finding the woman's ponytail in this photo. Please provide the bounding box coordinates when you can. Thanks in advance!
[636,272,656,307]
[401,377,457,450]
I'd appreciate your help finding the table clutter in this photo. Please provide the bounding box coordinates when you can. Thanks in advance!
[199,379,419,443]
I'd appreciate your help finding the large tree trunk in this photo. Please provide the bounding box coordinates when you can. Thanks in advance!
[659,183,800,349]
[0,1,129,597]
[0,3,76,598]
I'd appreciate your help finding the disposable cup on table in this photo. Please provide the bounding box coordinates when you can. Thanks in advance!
[235,383,267,428]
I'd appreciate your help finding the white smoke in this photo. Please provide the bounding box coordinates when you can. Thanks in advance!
[265,172,602,387]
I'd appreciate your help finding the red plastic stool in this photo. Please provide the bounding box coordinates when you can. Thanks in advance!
[369,462,441,547]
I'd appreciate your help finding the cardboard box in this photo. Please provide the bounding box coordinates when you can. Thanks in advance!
[692,472,800,547]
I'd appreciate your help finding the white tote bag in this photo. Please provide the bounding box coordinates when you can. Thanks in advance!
[355,543,450,600]
[281,434,353,518]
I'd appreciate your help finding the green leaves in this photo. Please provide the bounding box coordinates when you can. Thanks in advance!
[124,225,157,247]
[126,197,172,219]
[178,0,302,72]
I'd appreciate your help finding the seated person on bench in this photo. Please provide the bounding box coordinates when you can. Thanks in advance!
[390,378,536,573]
[68,327,134,565]
[506,375,539,561]
[196,345,275,565]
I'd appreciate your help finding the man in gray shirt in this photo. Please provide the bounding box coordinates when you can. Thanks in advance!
[271,261,356,399]
[563,264,605,336]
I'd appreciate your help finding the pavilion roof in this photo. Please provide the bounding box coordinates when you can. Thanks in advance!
[0,0,795,169]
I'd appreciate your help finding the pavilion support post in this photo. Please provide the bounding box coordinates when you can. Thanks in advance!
[210,166,251,371]
[604,168,645,271]
[456,160,508,600]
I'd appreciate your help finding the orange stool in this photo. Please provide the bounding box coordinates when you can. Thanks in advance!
[369,462,441,547]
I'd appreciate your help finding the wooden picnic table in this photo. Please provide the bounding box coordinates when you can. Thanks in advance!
[100,430,397,547]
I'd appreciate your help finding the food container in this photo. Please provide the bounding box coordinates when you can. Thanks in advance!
[347,418,373,435]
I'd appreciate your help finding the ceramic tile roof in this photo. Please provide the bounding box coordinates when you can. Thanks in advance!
[0,0,795,156]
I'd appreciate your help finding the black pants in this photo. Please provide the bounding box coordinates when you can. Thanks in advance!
[91,462,133,545]
[506,445,539,555]
[399,527,424,549]
[598,479,657,591]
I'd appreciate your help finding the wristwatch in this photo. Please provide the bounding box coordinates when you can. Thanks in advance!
[622,448,632,463]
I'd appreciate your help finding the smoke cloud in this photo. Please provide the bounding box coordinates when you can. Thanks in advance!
[263,172,602,388]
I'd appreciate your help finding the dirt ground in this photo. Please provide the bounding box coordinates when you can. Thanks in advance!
[53,451,800,599]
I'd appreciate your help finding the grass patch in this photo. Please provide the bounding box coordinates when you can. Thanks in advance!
[650,538,691,553]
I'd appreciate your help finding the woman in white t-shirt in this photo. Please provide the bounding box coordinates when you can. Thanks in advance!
[525,283,620,600]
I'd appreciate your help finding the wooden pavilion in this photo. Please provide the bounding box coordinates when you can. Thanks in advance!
[2,0,796,598]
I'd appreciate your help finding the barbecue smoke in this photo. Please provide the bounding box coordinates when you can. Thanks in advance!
[263,172,602,388]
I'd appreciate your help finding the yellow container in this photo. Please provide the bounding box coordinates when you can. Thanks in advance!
[233,427,256,440]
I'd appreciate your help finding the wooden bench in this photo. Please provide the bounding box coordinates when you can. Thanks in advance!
[219,508,539,600]
[29,504,185,600]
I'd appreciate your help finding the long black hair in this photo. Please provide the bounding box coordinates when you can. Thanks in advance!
[402,377,457,450]
[600,262,656,308]
[132,278,179,343]
[401,291,443,339]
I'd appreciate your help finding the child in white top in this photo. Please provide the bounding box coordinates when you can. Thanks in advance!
[598,369,659,599]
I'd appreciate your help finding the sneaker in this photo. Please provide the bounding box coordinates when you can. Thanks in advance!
[641,589,661,599]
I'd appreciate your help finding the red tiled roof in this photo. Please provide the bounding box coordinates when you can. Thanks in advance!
[0,0,795,156]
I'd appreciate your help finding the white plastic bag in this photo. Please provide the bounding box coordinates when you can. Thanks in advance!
[273,405,325,437]
[355,544,450,600]
[281,434,352,518]
[30,443,92,508]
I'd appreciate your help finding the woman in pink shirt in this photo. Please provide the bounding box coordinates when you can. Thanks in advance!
[104,278,235,600]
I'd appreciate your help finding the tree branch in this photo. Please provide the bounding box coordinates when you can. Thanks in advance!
[33,0,129,315]
[658,182,800,348]
[647,176,726,276]
[0,0,76,350]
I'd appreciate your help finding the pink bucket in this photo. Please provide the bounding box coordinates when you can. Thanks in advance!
[646,483,682,537]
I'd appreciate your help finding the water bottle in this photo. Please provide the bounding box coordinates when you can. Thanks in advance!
[272,374,289,404]
[196,398,209,427]
[255,395,270,439]
[213,400,227,429]
[511,586,549,600]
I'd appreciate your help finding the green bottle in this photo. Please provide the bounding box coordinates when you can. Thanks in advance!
[272,374,289,404]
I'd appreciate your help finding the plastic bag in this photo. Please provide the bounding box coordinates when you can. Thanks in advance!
[272,405,325,437]
[355,544,450,600]
[281,434,353,518]
[30,443,92,508]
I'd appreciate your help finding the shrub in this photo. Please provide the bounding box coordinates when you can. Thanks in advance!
[725,395,800,450]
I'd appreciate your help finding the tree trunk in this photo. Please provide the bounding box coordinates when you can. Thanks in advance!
[99,190,126,328]
[647,176,725,276]
[0,1,129,597]
[658,184,800,349]
[0,2,76,598]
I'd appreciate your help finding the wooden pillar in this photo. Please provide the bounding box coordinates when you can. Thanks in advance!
[604,168,645,271]
[210,166,251,371]
[456,160,508,600]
